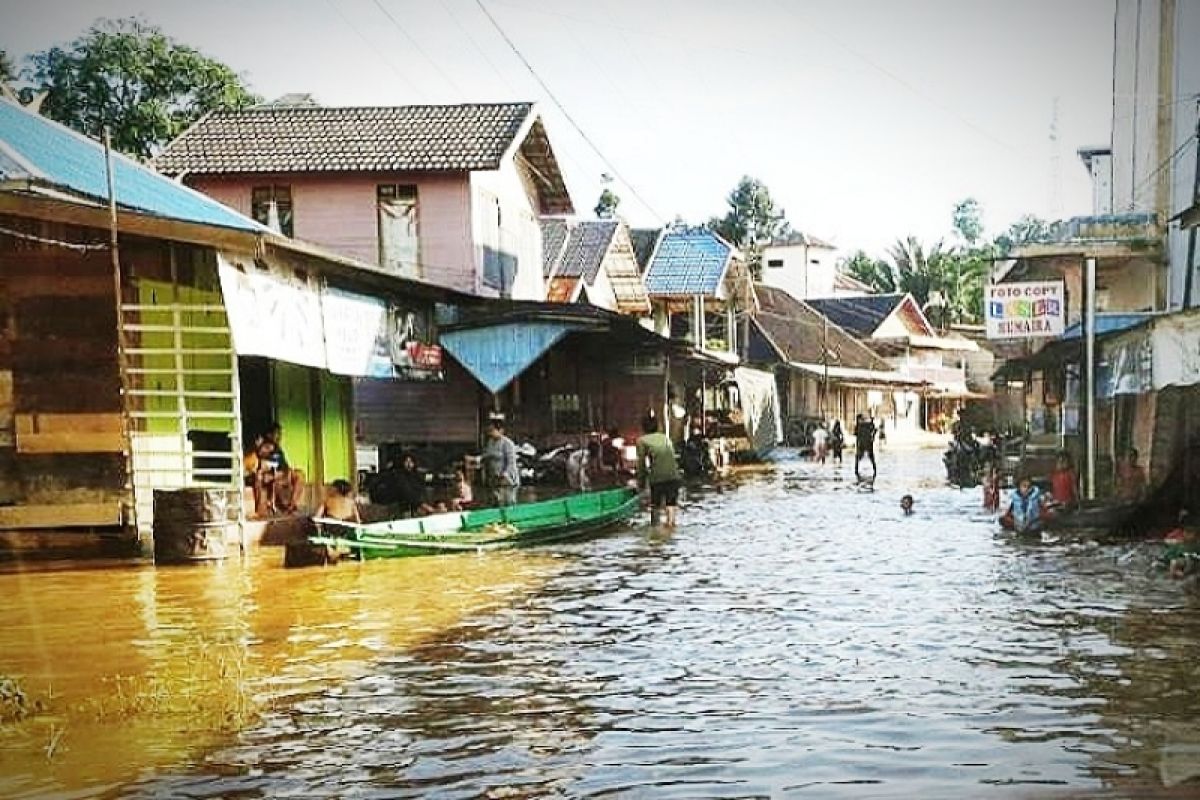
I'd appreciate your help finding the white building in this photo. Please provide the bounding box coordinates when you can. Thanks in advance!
[1103,0,1200,309]
[760,233,867,300]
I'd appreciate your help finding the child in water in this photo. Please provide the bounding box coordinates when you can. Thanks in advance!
[900,495,914,515]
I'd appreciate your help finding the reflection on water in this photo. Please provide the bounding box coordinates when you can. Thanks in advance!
[7,450,1200,798]
[0,549,552,798]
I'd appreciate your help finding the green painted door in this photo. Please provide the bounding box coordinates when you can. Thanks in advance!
[272,361,316,480]
[319,371,353,483]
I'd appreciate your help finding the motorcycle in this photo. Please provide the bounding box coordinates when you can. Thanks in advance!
[944,434,986,488]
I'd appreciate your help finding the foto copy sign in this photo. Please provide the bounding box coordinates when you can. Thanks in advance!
[985,281,1065,339]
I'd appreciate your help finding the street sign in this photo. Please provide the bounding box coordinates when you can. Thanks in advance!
[985,280,1065,339]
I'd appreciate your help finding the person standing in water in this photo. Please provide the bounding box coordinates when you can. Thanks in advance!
[483,419,520,507]
[854,414,878,481]
[637,414,682,528]
[830,420,845,465]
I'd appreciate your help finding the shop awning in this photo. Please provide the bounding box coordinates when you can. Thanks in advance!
[440,320,577,394]
[787,361,925,388]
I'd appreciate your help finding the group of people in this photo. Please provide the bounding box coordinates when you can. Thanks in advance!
[998,448,1148,535]
[243,422,304,518]
[808,414,884,481]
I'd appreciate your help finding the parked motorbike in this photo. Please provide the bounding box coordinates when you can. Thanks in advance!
[944,434,986,489]
[517,442,577,485]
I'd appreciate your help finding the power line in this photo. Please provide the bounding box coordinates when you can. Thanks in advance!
[472,0,665,223]
[324,0,429,102]
[434,0,520,97]
[1127,132,1197,210]
[369,0,467,99]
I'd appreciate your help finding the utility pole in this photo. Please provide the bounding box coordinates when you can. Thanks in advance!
[822,312,830,422]
[1084,256,1097,499]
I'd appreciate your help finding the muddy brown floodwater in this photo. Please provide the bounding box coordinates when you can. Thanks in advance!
[5,449,1200,798]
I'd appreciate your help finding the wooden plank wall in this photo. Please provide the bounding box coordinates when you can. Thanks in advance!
[0,217,126,526]
[354,359,480,446]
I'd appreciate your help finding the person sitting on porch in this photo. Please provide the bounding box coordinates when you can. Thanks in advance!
[316,479,361,523]
[262,422,305,515]
[1115,448,1147,503]
[1047,452,1080,511]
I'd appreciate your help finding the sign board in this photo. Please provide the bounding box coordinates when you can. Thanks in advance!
[218,254,327,369]
[322,287,388,376]
[985,281,1065,340]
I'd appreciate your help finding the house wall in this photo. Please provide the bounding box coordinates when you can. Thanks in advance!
[760,243,838,300]
[0,218,127,530]
[1088,153,1114,215]
[1166,0,1200,308]
[585,254,619,312]
[354,360,481,447]
[469,159,545,301]
[187,172,476,293]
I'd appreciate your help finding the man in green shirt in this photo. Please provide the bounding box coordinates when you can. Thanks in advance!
[636,414,682,528]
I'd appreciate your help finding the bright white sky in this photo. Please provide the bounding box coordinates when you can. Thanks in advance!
[1,0,1115,257]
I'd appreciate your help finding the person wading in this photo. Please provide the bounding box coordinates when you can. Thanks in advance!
[637,414,682,528]
[854,414,878,481]
[483,419,520,507]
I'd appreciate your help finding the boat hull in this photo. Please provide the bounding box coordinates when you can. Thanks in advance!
[302,488,640,562]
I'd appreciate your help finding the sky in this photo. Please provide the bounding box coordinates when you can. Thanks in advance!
[0,0,1117,257]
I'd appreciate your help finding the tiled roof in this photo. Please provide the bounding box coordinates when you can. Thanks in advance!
[550,220,618,282]
[540,218,570,278]
[629,228,662,274]
[0,97,261,232]
[806,294,907,337]
[643,228,732,297]
[154,102,536,175]
[751,286,893,372]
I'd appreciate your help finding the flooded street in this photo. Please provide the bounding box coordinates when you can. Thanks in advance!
[7,449,1200,798]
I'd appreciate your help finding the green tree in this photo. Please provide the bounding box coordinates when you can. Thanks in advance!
[27,17,259,157]
[594,188,620,219]
[994,214,1061,254]
[706,175,792,279]
[839,249,896,294]
[952,197,984,245]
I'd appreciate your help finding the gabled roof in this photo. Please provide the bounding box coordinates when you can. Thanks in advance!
[546,219,619,282]
[643,228,734,297]
[156,102,535,174]
[806,293,908,337]
[629,227,662,274]
[541,218,649,313]
[751,285,893,372]
[0,97,261,232]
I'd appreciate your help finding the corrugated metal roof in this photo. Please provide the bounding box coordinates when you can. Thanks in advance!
[0,97,261,232]
[440,320,578,394]
[805,294,907,337]
[643,229,731,297]
[1060,312,1156,341]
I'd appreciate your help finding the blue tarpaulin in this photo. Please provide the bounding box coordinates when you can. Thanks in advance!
[440,321,578,394]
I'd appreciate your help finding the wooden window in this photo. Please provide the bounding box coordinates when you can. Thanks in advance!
[377,184,420,278]
[251,186,293,237]
[551,393,582,434]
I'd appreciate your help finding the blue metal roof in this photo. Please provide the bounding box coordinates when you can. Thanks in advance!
[643,229,731,296]
[440,321,576,394]
[1060,312,1156,341]
[0,98,261,232]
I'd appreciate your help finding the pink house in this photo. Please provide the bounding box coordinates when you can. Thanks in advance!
[154,99,574,300]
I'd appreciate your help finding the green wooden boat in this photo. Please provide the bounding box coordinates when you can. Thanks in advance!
[301,487,640,561]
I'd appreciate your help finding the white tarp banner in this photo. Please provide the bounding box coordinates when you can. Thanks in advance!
[985,281,1066,339]
[218,253,326,369]
[322,287,388,376]
[1152,312,1200,389]
[734,367,783,456]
